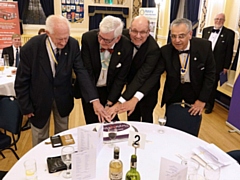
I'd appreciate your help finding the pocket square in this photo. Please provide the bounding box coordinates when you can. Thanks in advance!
[116,63,121,68]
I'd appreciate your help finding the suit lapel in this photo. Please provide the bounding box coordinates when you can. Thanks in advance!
[205,27,213,39]
[171,45,181,73]
[214,26,226,50]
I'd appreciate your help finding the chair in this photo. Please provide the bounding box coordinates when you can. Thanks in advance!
[165,102,202,137]
[0,97,23,160]
[227,150,240,164]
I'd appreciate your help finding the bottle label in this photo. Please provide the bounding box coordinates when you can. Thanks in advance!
[110,172,123,180]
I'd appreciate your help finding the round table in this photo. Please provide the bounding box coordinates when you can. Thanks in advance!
[3,122,240,180]
[0,66,16,96]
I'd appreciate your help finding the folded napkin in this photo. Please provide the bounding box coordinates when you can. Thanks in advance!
[192,144,234,169]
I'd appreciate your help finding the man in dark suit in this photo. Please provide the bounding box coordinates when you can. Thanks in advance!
[14,15,109,146]
[160,18,215,116]
[202,13,235,114]
[1,33,21,67]
[78,15,133,124]
[108,15,161,123]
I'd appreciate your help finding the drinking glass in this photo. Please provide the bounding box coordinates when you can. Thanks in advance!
[204,163,220,180]
[24,159,37,180]
[181,159,200,179]
[3,54,9,67]
[158,117,167,134]
[0,65,4,76]
[108,124,117,147]
[61,146,74,179]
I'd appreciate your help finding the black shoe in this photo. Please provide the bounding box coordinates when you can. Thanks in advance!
[205,108,213,114]
[21,120,31,131]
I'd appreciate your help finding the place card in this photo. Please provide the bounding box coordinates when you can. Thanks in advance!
[159,157,187,180]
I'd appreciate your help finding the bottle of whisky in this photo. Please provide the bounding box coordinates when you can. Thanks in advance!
[109,146,123,180]
[125,154,140,180]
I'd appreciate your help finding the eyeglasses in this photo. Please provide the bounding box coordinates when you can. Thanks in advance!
[170,32,189,40]
[130,29,149,36]
[214,18,225,21]
[98,33,116,44]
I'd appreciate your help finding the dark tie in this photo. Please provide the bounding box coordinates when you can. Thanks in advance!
[100,48,114,54]
[55,48,60,63]
[212,29,220,33]
[16,48,19,67]
[179,50,190,54]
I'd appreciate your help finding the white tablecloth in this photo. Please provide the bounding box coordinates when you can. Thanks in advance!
[3,122,240,180]
[0,67,16,96]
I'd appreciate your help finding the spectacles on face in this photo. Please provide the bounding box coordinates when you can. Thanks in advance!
[98,33,116,44]
[214,18,225,21]
[170,32,190,40]
[130,29,149,36]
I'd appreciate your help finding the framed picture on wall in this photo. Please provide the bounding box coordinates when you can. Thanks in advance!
[62,0,84,23]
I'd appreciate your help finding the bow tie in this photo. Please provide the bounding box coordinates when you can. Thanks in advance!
[212,29,220,33]
[100,48,114,54]
[179,50,189,54]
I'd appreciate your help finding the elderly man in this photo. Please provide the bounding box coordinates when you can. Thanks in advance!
[76,15,133,124]
[108,15,161,123]
[2,33,21,67]
[161,18,215,115]
[15,15,109,146]
[202,13,235,114]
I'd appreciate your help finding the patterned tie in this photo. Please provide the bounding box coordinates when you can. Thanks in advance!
[16,48,19,67]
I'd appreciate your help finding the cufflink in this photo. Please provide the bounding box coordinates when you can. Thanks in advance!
[116,63,121,68]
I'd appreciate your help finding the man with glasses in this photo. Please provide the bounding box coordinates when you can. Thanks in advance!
[160,18,215,116]
[108,15,161,123]
[202,13,235,114]
[76,15,133,124]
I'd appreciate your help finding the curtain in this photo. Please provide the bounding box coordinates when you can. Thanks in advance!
[186,0,200,36]
[142,0,155,7]
[40,0,54,17]
[14,0,29,34]
[167,0,180,42]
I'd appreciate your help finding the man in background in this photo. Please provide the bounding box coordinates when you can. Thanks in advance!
[1,33,21,67]
[202,13,235,114]
[77,15,133,124]
[15,15,109,146]
[108,15,161,123]
[160,18,215,115]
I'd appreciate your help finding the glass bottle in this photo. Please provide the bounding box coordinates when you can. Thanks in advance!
[125,154,140,180]
[109,146,123,180]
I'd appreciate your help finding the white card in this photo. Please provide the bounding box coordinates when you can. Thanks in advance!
[77,127,103,156]
[72,148,96,180]
[159,157,187,180]
[128,131,146,149]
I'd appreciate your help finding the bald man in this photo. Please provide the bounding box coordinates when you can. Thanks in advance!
[202,13,235,114]
[108,15,161,123]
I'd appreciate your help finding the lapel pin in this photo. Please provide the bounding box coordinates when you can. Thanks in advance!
[118,52,121,55]
[208,31,210,34]
[194,57,197,61]
[65,52,67,55]
[221,34,223,37]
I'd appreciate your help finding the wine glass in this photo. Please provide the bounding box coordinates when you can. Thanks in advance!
[204,163,220,180]
[181,159,200,179]
[108,124,117,147]
[61,146,74,179]
[158,117,167,134]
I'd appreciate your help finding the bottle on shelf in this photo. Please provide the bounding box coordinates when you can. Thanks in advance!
[109,146,123,180]
[125,154,140,180]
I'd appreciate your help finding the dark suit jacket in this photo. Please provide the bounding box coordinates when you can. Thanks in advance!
[14,34,98,128]
[160,37,216,107]
[121,29,161,100]
[202,26,235,74]
[79,29,133,103]
[2,46,14,66]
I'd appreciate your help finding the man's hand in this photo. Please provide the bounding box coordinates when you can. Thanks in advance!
[118,97,139,116]
[92,100,111,123]
[223,68,228,74]
[189,100,205,115]
[25,113,34,118]
[107,102,121,120]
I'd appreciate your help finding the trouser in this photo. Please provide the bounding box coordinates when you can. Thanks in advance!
[206,73,220,110]
[31,100,69,147]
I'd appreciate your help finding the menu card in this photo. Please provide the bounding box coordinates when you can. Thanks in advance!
[159,157,187,180]
[71,126,104,180]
